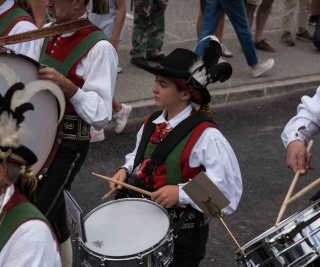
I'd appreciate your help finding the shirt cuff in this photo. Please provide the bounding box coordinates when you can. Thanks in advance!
[69,87,83,106]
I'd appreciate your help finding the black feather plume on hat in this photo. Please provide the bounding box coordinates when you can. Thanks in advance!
[189,35,232,88]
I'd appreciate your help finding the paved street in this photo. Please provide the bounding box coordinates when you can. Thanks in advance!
[71,89,320,267]
[70,1,320,266]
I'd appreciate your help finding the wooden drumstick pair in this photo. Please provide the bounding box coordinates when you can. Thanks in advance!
[275,140,316,226]
[93,172,186,208]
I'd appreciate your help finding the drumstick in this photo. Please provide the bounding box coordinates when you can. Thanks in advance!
[92,172,153,196]
[92,172,186,208]
[101,188,117,200]
[275,140,314,226]
[287,177,320,204]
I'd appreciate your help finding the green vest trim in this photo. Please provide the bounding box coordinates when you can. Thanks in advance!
[0,8,30,36]
[39,31,107,77]
[144,131,193,185]
[0,202,48,251]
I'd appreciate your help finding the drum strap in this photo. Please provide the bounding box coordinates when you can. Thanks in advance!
[0,18,93,47]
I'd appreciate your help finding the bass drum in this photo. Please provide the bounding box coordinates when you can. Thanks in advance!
[236,199,320,267]
[79,198,174,267]
[0,49,61,178]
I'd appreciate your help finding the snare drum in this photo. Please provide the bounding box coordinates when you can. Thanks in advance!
[0,49,61,178]
[236,200,320,267]
[79,198,174,267]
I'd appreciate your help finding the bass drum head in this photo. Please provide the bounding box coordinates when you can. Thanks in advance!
[0,51,59,176]
[84,198,170,258]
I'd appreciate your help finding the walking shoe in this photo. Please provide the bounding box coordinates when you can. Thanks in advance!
[281,31,294,46]
[251,59,274,78]
[130,57,149,67]
[146,53,166,63]
[90,127,105,142]
[221,43,233,57]
[296,30,313,42]
[114,104,132,134]
[117,67,122,73]
[254,39,275,52]
[308,15,319,26]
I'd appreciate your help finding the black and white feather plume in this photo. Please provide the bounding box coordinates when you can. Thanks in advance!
[188,35,232,89]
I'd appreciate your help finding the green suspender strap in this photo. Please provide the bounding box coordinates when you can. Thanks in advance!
[0,8,30,36]
[0,202,48,251]
[39,31,107,77]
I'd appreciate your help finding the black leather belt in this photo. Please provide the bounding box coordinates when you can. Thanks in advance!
[168,206,210,230]
[61,114,90,141]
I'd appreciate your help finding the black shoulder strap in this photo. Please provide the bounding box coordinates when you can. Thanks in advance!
[132,111,215,173]
[132,110,162,173]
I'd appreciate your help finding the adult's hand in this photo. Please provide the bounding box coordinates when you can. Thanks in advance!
[286,140,312,175]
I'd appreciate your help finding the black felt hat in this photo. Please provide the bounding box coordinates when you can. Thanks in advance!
[136,36,233,105]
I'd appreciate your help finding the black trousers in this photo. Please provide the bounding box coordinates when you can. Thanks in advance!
[169,224,209,267]
[34,139,90,243]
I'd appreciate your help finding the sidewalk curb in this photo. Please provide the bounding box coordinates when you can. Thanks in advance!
[125,75,320,120]
[105,75,320,133]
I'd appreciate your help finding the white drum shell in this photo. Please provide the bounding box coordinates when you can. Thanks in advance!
[79,198,174,267]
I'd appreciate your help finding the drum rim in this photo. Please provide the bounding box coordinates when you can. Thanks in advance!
[0,49,40,67]
[81,198,172,260]
[238,199,320,251]
[84,198,169,220]
[79,234,172,262]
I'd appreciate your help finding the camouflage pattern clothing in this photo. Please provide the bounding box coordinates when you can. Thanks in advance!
[131,0,168,59]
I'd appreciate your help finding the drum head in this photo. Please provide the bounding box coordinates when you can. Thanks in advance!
[84,199,170,257]
[0,51,59,175]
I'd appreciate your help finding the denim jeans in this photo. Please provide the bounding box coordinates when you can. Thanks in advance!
[195,0,259,67]
[34,139,90,243]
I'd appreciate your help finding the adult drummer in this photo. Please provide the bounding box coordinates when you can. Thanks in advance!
[110,37,243,267]
[0,0,41,60]
[0,73,62,266]
[35,0,118,266]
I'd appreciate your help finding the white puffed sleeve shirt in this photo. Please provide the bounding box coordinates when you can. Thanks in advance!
[0,0,41,61]
[0,186,62,267]
[41,14,118,129]
[281,86,320,147]
[123,104,243,215]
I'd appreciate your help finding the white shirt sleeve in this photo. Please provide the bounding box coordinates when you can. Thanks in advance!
[0,220,61,267]
[70,40,118,129]
[179,128,242,215]
[281,86,320,147]
[6,21,42,61]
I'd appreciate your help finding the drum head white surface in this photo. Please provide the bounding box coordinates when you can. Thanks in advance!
[0,52,59,175]
[84,199,170,257]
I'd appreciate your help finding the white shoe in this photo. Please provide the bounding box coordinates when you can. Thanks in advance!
[251,59,274,78]
[117,67,122,73]
[114,104,132,134]
[90,127,105,142]
[221,43,233,58]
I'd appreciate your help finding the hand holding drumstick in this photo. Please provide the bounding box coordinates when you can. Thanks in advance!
[275,140,314,225]
[94,172,184,209]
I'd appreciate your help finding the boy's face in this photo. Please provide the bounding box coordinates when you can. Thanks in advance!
[152,75,190,111]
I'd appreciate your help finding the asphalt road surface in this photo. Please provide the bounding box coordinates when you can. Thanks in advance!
[70,88,320,267]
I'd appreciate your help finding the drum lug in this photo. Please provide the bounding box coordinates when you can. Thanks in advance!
[137,254,144,265]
